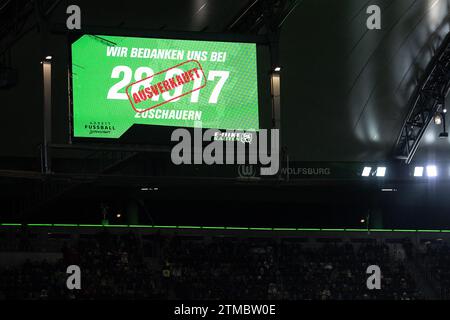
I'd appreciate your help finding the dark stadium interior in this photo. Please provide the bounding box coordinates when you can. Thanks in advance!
[2,0,450,302]
[2,226,450,300]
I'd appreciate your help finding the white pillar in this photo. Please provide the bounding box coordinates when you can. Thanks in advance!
[42,60,52,174]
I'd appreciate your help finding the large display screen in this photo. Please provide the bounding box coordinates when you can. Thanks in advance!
[71,35,259,139]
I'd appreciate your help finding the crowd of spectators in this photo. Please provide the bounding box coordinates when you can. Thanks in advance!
[0,232,427,300]
[162,238,419,300]
[0,231,163,299]
[278,242,417,299]
[420,241,450,299]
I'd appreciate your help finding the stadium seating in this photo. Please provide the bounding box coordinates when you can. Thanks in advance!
[0,231,429,300]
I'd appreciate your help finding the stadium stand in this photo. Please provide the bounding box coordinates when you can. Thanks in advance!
[0,228,437,300]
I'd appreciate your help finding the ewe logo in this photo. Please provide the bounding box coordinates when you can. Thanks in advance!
[171,128,279,176]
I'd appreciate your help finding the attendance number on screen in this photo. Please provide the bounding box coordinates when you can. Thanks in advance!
[106,66,229,104]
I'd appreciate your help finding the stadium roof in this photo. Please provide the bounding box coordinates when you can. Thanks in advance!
[0,0,449,174]
[1,0,449,163]
[280,0,450,162]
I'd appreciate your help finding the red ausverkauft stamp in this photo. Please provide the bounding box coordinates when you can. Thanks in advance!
[126,59,207,113]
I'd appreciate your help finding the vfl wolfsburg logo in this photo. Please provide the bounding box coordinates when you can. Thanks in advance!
[240,132,253,144]
[238,164,256,178]
[213,131,254,143]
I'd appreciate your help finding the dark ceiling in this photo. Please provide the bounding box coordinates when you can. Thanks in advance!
[280,0,450,161]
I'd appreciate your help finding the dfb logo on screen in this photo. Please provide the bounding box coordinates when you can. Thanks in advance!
[171,128,279,176]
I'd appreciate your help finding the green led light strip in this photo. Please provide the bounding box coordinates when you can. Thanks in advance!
[176,226,203,229]
[78,224,104,227]
[0,223,448,233]
[201,226,226,230]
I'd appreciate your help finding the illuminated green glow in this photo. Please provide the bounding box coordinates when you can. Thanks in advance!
[177,226,203,229]
[72,35,259,138]
[129,225,154,228]
[78,224,104,227]
[153,225,178,229]
[0,224,448,234]
[203,226,227,230]
[104,225,130,228]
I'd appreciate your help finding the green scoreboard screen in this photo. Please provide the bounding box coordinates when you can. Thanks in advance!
[71,35,259,139]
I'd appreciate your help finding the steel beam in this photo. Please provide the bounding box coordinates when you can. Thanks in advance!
[393,33,450,163]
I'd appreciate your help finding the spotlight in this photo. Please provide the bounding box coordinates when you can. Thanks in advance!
[116,213,121,218]
[360,219,365,224]
[444,108,448,114]
[274,67,281,72]
[426,165,438,177]
[434,113,443,125]
[362,167,372,177]
[376,167,386,177]
[414,166,424,177]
